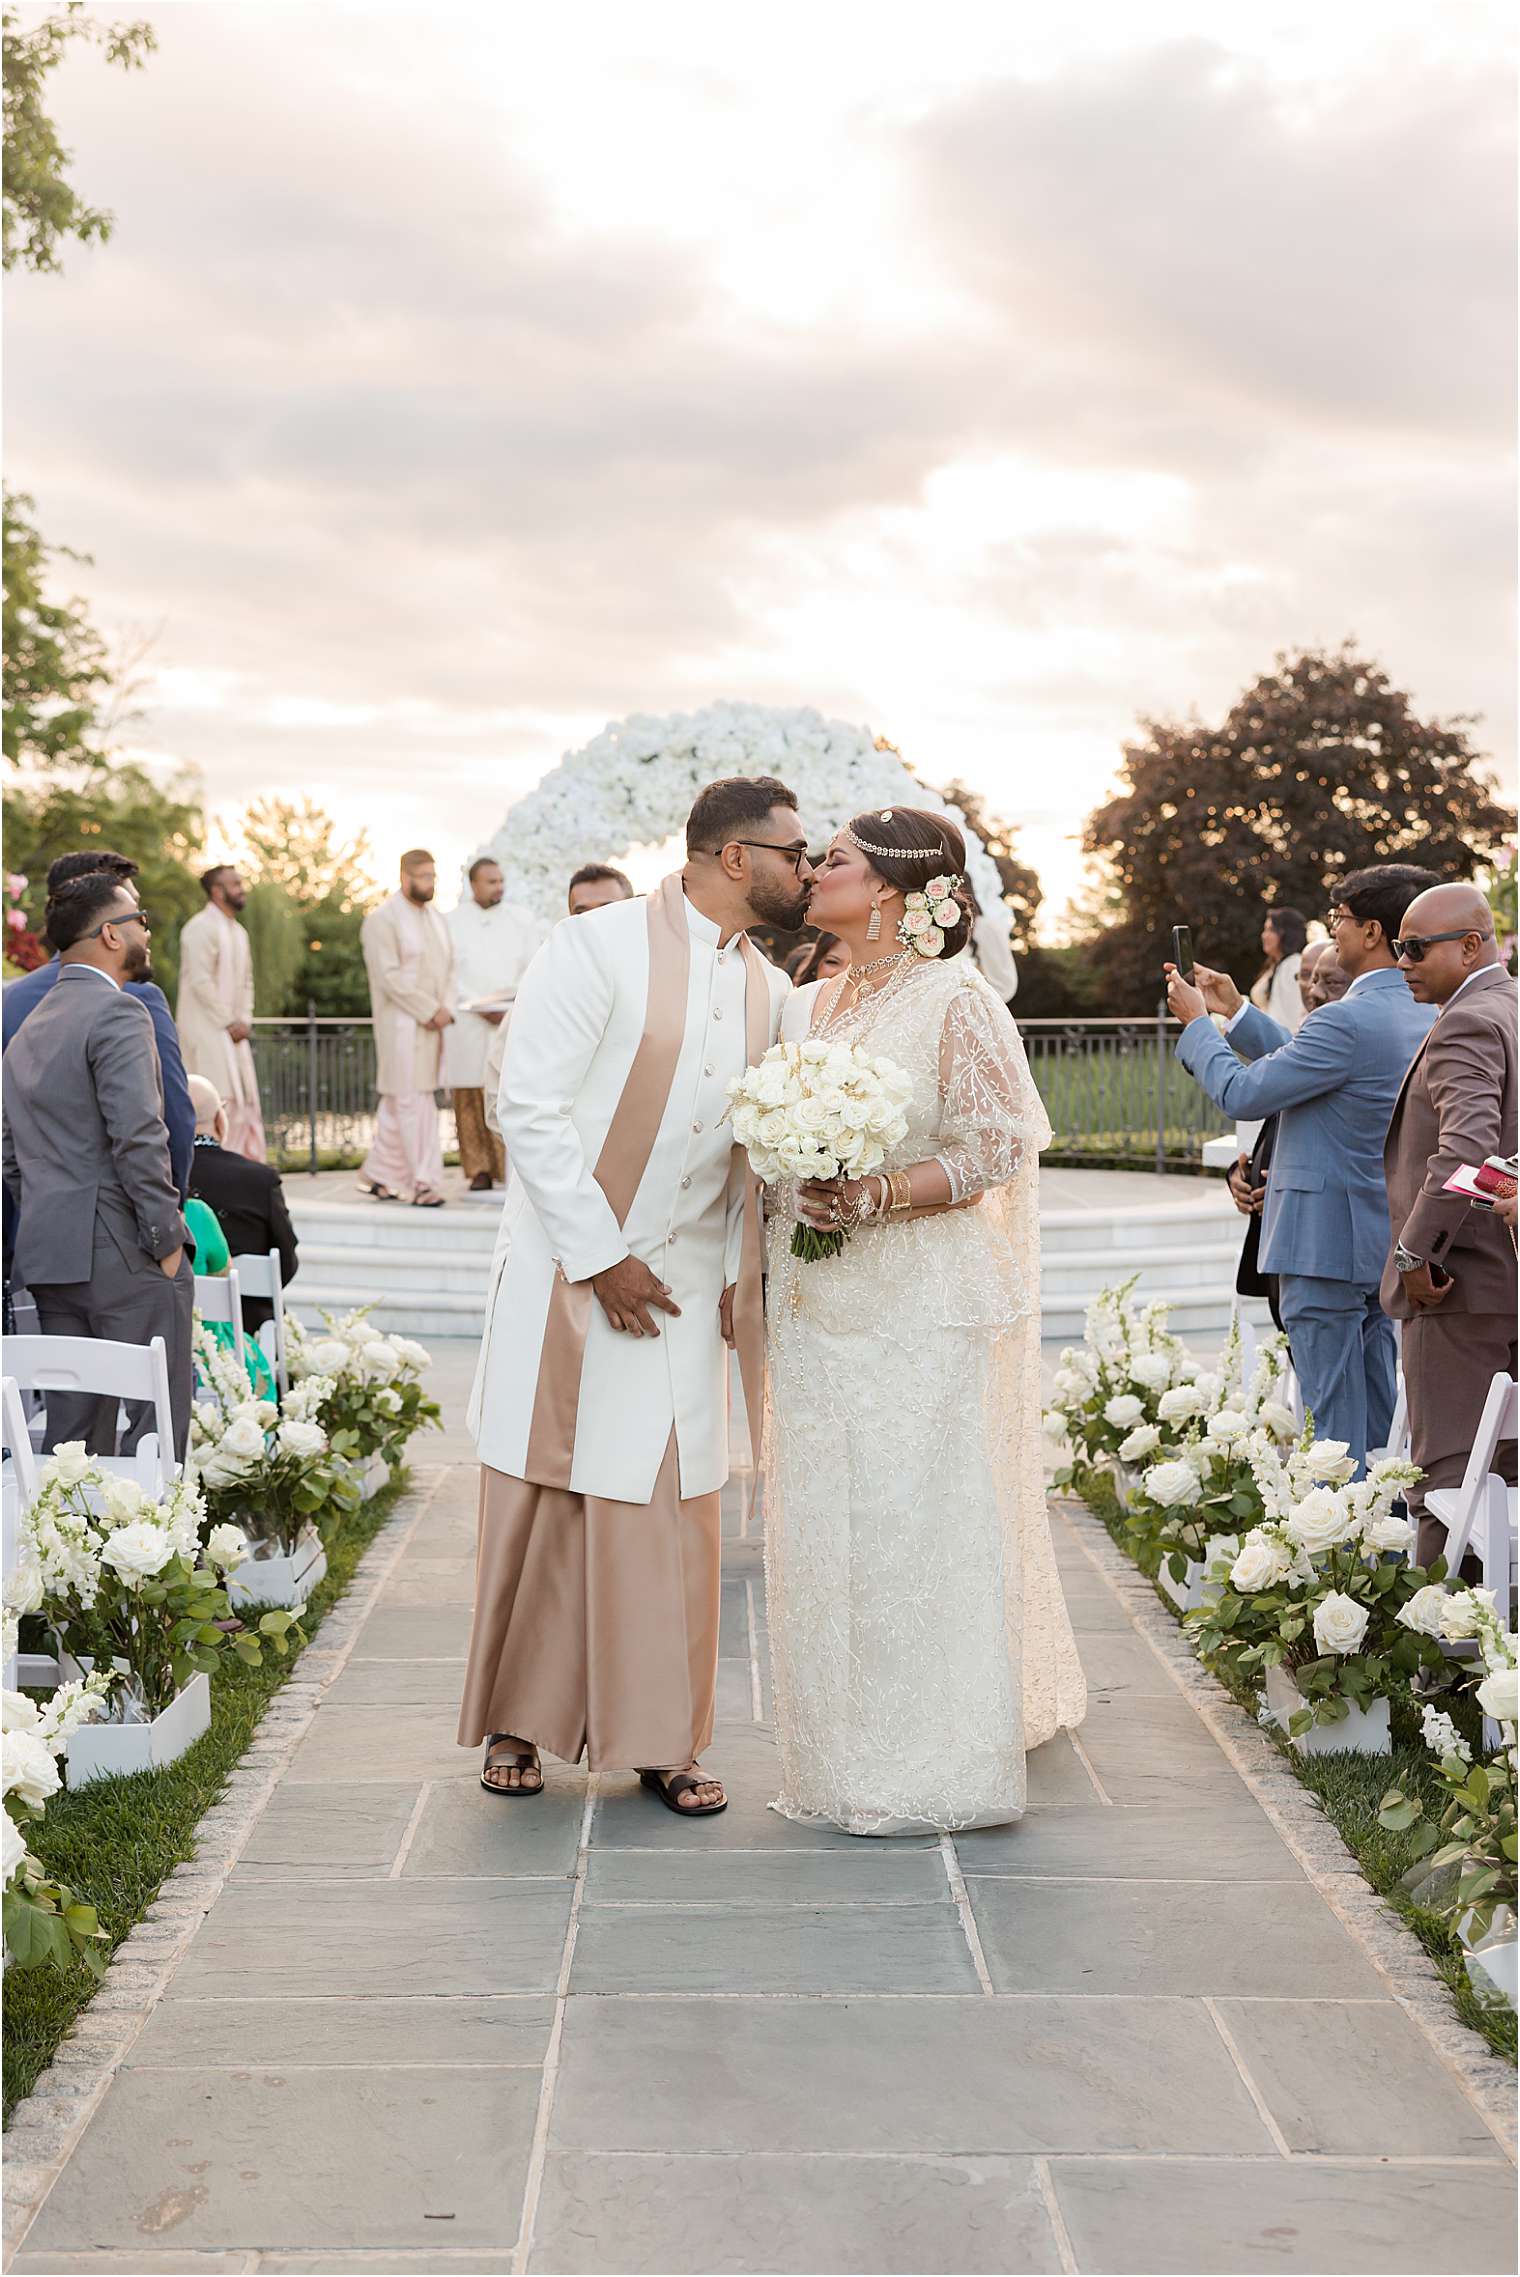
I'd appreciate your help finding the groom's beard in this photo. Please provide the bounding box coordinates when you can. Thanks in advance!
[747,874,813,933]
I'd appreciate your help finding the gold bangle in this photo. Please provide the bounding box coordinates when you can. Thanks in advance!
[889,1170,913,1215]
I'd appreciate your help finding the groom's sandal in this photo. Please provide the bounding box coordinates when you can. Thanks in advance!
[638,1767,727,1816]
[481,1736,544,1796]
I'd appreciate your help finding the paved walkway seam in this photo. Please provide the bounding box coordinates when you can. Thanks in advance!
[1056,1499,1519,2164]
[2,1467,449,2270]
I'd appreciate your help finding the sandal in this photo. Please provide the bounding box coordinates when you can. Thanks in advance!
[638,1766,727,1817]
[412,1191,446,1209]
[481,1735,543,1797]
[357,1180,398,1201]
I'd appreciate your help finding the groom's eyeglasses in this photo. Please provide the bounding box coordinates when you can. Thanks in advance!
[729,839,811,876]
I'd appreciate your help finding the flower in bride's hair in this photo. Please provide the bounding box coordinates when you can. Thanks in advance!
[925,876,957,903]
[901,906,933,938]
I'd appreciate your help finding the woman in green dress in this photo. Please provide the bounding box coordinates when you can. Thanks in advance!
[187,1193,277,1399]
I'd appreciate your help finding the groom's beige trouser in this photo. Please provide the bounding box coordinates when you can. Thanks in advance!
[455,1432,722,1769]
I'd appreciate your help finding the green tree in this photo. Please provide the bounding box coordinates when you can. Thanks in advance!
[3,2,155,273]
[237,797,381,1017]
[2,762,204,994]
[936,777,1042,952]
[241,877,305,1017]
[3,487,112,772]
[1082,644,1516,1011]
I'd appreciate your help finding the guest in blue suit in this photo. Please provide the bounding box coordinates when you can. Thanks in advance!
[3,851,194,1198]
[1166,865,1438,1470]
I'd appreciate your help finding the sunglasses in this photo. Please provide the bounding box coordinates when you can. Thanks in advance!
[84,907,152,940]
[1392,928,1491,964]
[728,839,811,876]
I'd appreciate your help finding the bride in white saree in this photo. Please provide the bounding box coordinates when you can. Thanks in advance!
[763,807,1087,1837]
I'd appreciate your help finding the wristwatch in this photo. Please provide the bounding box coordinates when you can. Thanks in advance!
[1393,1243,1424,1274]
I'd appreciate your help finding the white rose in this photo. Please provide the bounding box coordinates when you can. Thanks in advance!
[1230,1530,1292,1592]
[1128,1354,1172,1392]
[278,1420,328,1462]
[1438,1589,1497,1642]
[1364,1512,1414,1555]
[931,899,958,928]
[100,1520,175,1583]
[1158,1387,1203,1423]
[1286,1487,1357,1555]
[100,1476,147,1524]
[1,1691,40,1735]
[308,1338,349,1375]
[41,1442,94,1489]
[1042,1410,1067,1441]
[1397,1585,1450,1638]
[1104,1395,1145,1429]
[1208,1409,1249,1445]
[221,1415,267,1462]
[1476,1666,1519,1726]
[901,908,933,938]
[1118,1424,1162,1463]
[916,926,945,957]
[3,1556,45,1618]
[1304,1439,1356,1484]
[3,1810,29,1885]
[1259,1400,1298,1440]
[375,1387,402,1415]
[205,1523,250,1570]
[1143,1460,1202,1509]
[3,1729,61,1810]
[1313,1591,1370,1655]
[1192,1372,1223,1406]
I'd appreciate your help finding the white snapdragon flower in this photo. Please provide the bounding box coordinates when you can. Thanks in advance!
[1312,1591,1370,1655]
[1118,1423,1163,1464]
[34,1675,111,1747]
[100,1519,175,1583]
[1419,1703,1471,1763]
[1103,1395,1145,1429]
[1143,1459,1202,1509]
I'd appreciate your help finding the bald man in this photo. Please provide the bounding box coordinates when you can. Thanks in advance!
[1381,883,1518,1560]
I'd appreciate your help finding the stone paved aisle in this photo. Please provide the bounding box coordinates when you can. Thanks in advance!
[11,1462,1516,2276]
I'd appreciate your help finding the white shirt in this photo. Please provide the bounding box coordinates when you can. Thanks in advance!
[444,896,548,1088]
[58,964,120,992]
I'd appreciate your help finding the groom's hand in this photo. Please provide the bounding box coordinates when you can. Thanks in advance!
[719,1285,736,1348]
[591,1254,682,1338]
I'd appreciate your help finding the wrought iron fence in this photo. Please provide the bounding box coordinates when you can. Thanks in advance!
[254,1010,1225,1174]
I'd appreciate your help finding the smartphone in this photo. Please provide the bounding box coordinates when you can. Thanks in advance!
[1170,925,1195,981]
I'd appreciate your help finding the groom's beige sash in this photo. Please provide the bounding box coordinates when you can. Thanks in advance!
[522,869,768,1496]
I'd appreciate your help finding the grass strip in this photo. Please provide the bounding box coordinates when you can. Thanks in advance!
[3,1470,411,2122]
[1073,1472,1517,2069]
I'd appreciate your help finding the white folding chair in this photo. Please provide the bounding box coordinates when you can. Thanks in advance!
[3,1371,59,1691]
[230,1250,288,1395]
[3,1334,180,1495]
[1370,1372,1410,1467]
[193,1269,246,1375]
[1424,1373,1519,1742]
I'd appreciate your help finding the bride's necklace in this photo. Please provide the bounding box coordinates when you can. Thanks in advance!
[824,949,911,1028]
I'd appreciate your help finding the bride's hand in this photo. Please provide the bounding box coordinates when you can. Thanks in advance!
[796,1177,848,1229]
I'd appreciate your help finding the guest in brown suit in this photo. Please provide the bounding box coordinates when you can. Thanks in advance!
[1381,883,1519,1562]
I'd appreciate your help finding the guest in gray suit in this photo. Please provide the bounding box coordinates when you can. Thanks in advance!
[2,871,192,1456]
[1165,865,1437,1470]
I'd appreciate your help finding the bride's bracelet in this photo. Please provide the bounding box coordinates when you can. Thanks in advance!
[887,1169,913,1216]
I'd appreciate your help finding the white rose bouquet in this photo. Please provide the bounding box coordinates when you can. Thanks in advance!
[725,1038,911,1262]
[1185,1436,1444,1732]
[285,1308,440,1473]
[3,1452,302,1718]
[191,1340,359,1557]
[3,1673,113,1974]
[1121,1325,1295,1579]
[1044,1278,1198,1489]
[1379,1591,1517,1952]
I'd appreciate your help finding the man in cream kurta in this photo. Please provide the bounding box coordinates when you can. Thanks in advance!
[176,867,265,1160]
[444,856,546,1191]
[458,777,812,1812]
[359,851,456,1206]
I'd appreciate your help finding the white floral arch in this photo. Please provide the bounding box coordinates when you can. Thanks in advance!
[481,702,1011,952]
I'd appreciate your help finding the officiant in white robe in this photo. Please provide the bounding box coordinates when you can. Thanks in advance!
[444,857,546,1190]
[176,868,265,1161]
[358,852,455,1206]
[458,831,803,1778]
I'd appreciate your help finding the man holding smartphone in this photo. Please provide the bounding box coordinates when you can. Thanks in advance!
[1164,864,1436,1471]
[1381,882,1517,1562]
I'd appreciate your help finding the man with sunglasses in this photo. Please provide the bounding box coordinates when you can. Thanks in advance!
[2,871,193,1456]
[1165,863,1437,1471]
[1382,882,1517,1561]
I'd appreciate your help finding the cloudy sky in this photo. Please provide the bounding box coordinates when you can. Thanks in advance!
[9,0,1515,924]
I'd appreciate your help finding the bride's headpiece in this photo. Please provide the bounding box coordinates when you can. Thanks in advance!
[845,810,953,867]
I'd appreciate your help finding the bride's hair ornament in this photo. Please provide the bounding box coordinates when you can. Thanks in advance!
[898,874,962,959]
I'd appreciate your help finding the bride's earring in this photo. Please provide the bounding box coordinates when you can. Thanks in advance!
[865,898,882,943]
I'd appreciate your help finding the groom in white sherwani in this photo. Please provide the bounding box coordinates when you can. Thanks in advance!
[458,779,812,1812]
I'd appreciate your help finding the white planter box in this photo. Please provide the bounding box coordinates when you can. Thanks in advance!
[228,1526,326,1610]
[1265,1665,1391,1755]
[65,1671,211,1788]
[1462,1909,1518,2010]
[1157,1535,1240,1615]
[357,1452,390,1502]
